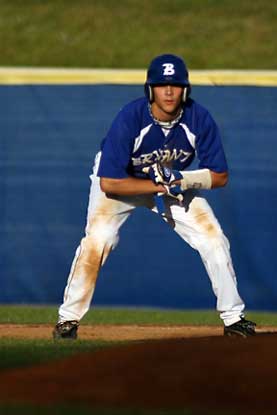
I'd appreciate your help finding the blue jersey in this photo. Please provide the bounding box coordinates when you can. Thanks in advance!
[97,97,228,179]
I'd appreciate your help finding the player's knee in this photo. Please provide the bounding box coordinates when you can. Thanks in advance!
[85,223,119,248]
[197,232,230,257]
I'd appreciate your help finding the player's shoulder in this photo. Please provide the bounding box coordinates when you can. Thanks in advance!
[115,97,151,133]
[120,96,149,117]
[184,97,211,117]
[107,96,151,140]
[183,97,216,129]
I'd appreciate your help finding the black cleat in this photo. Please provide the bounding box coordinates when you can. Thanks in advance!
[224,318,256,338]
[53,320,79,340]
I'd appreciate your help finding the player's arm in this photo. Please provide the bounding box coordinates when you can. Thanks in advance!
[144,162,228,190]
[191,109,229,189]
[100,176,166,196]
[210,170,228,188]
[165,168,228,190]
[172,168,228,190]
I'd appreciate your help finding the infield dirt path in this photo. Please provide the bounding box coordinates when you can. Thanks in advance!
[0,323,276,340]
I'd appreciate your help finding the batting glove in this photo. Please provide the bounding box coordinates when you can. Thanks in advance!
[164,184,184,203]
[143,162,183,185]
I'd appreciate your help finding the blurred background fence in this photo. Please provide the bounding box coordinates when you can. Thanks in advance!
[1,69,276,310]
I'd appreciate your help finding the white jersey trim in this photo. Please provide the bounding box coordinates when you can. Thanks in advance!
[180,123,196,149]
[133,124,153,153]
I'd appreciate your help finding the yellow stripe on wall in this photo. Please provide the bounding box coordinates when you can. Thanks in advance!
[0,67,277,86]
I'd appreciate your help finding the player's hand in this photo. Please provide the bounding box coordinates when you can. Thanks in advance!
[164,184,184,203]
[143,163,182,185]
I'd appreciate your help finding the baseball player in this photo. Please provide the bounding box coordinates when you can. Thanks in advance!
[53,54,256,339]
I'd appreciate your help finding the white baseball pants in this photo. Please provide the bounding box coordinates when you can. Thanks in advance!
[58,156,245,326]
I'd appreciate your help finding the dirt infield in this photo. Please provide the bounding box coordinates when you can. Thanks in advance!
[0,323,276,340]
[0,323,225,340]
[1,324,277,413]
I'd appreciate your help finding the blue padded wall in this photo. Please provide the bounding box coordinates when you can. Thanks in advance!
[0,84,276,310]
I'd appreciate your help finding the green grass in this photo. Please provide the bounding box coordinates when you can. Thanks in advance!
[0,337,113,371]
[0,305,276,326]
[0,306,219,372]
[0,0,276,69]
[0,305,275,373]
[0,305,221,324]
[0,304,275,372]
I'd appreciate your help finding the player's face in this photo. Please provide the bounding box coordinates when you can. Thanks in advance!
[151,85,183,121]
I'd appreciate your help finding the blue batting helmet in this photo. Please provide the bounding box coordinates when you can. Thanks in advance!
[144,54,191,103]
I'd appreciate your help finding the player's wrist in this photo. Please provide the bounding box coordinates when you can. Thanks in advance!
[156,184,167,193]
[179,169,212,190]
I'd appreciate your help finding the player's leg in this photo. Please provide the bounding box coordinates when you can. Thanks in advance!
[56,164,136,328]
[150,191,246,327]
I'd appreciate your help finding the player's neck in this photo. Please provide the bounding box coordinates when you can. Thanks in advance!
[149,104,183,128]
[150,102,182,122]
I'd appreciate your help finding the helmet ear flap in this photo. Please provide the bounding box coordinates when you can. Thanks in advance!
[144,84,154,103]
[145,84,191,103]
[182,86,191,103]
[148,85,153,103]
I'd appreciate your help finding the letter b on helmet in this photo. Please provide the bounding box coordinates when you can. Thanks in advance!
[145,54,191,103]
[162,63,175,76]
